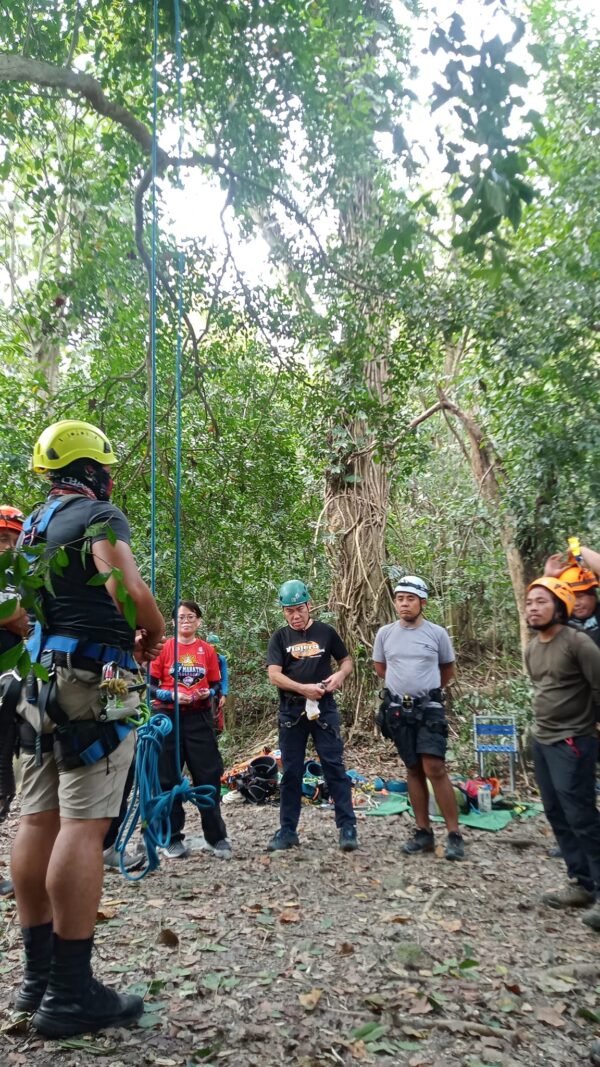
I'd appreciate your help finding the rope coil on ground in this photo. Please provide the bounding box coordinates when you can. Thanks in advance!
[115,714,216,880]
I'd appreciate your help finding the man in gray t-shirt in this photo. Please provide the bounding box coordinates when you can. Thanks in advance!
[373,576,464,861]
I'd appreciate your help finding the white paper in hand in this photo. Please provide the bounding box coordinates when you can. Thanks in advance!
[305,699,320,720]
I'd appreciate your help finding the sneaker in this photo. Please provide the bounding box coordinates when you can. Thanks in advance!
[103,845,145,872]
[205,839,233,860]
[267,828,300,852]
[401,828,434,855]
[541,883,595,909]
[581,900,600,932]
[161,840,189,860]
[445,831,465,861]
[339,826,359,852]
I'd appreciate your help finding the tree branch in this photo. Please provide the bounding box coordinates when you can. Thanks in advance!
[407,400,444,430]
[0,54,169,169]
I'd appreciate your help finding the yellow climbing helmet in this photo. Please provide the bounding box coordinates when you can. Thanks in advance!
[32,420,116,473]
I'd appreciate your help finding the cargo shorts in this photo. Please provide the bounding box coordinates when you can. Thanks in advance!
[17,666,139,820]
[392,707,449,769]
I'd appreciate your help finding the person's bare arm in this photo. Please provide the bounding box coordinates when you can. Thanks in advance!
[92,539,164,645]
[440,662,455,688]
[581,546,600,577]
[267,664,325,702]
[322,655,353,693]
[373,661,386,679]
[2,606,29,638]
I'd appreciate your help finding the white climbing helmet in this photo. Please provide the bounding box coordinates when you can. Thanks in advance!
[393,575,429,600]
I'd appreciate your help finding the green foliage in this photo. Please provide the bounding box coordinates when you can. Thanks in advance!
[0,0,598,714]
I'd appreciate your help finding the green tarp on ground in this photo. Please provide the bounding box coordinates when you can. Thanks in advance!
[365,795,544,831]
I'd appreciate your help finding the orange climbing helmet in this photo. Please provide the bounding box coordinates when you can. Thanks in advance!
[0,506,25,533]
[527,576,576,618]
[556,563,599,594]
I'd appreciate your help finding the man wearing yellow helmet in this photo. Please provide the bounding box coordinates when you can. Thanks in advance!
[524,577,600,932]
[10,420,165,1037]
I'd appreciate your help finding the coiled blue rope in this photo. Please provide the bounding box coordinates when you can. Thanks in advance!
[115,715,216,881]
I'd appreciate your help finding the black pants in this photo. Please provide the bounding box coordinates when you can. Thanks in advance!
[158,710,227,846]
[103,759,136,850]
[278,698,355,833]
[533,735,600,894]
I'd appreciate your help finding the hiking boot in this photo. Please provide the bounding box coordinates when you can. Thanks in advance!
[14,922,53,1013]
[541,883,595,909]
[32,935,143,1037]
[34,975,143,1037]
[339,826,359,853]
[581,900,600,932]
[445,831,465,861]
[161,839,189,860]
[103,845,145,872]
[401,828,434,855]
[204,839,233,860]
[267,828,300,852]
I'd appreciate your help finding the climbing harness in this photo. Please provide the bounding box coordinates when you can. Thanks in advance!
[235,755,279,805]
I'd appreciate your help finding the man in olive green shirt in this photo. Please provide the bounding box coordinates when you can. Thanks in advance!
[525,577,600,931]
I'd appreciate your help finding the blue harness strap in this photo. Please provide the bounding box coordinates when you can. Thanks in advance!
[78,720,137,766]
[20,495,80,558]
[21,497,138,672]
[217,653,229,697]
[41,636,138,672]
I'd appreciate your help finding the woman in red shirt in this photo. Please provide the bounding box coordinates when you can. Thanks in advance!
[150,601,230,859]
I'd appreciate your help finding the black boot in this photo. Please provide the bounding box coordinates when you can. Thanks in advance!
[32,935,144,1037]
[14,922,53,1012]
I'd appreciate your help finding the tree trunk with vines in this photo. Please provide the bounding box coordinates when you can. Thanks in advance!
[324,176,394,718]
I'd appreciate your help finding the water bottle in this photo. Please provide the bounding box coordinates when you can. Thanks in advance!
[477,783,493,812]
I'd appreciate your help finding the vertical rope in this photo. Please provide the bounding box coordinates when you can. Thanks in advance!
[149,0,159,598]
[172,0,185,776]
[115,0,217,878]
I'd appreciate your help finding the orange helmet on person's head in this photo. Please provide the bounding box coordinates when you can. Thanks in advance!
[0,506,25,534]
[557,563,599,594]
[527,576,576,618]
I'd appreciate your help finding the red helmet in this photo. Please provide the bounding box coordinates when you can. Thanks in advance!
[0,506,25,534]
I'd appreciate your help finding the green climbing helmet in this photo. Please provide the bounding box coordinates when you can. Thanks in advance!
[278,579,310,607]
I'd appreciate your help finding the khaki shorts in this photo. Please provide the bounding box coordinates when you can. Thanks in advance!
[17,666,139,820]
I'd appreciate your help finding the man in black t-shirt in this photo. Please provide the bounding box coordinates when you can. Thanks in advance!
[10,420,164,1039]
[266,579,357,853]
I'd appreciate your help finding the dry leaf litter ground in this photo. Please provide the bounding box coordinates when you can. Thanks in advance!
[2,751,600,1067]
